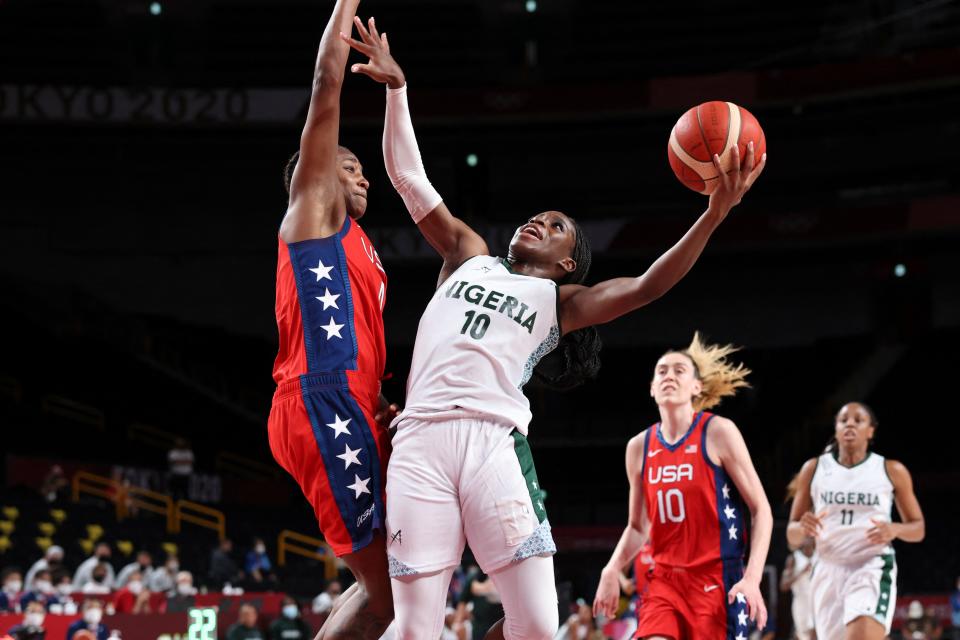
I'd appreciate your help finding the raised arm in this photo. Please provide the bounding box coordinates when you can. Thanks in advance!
[280,0,361,243]
[559,144,766,333]
[709,416,772,629]
[341,17,488,285]
[593,432,649,618]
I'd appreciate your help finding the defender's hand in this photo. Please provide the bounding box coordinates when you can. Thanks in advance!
[340,16,406,89]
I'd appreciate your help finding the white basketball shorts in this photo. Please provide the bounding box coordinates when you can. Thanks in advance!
[811,554,897,637]
[385,414,556,577]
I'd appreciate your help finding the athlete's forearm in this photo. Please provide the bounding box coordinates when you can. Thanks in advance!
[603,524,646,573]
[312,0,361,93]
[743,502,773,583]
[894,519,925,543]
[785,521,809,550]
[384,84,443,223]
[629,207,723,308]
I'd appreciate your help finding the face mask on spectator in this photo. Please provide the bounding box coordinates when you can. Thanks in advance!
[255,544,266,554]
[57,583,73,596]
[35,580,53,594]
[92,574,106,584]
[177,583,193,596]
[25,612,45,628]
[127,581,143,595]
[84,608,103,625]
[3,580,22,593]
[167,562,179,573]
[282,605,298,619]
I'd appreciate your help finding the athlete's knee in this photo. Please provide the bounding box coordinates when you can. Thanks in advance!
[505,605,558,640]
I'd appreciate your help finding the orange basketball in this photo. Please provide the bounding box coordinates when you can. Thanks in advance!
[667,101,766,194]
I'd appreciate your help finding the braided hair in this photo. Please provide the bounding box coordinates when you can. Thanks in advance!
[531,216,603,390]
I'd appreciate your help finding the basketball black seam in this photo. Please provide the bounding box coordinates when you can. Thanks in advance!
[695,104,714,165]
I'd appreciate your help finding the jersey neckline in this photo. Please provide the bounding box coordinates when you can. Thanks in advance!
[655,411,703,451]
[831,449,873,469]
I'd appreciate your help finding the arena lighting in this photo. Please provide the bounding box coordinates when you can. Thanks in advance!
[525,0,537,13]
[466,153,479,167]
[894,263,907,277]
[149,2,162,16]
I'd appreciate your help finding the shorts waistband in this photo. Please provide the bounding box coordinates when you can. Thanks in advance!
[274,371,382,401]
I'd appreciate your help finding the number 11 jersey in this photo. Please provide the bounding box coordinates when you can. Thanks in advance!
[394,255,560,435]
[810,451,894,565]
[641,411,748,570]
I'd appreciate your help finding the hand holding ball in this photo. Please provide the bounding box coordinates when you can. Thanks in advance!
[668,101,766,194]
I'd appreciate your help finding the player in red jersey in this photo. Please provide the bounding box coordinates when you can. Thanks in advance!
[267,1,395,638]
[594,333,772,640]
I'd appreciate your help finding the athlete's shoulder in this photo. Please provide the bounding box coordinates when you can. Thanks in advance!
[800,456,821,479]
[627,429,650,455]
[883,457,911,485]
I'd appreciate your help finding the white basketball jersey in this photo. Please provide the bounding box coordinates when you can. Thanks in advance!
[810,452,895,565]
[395,255,560,435]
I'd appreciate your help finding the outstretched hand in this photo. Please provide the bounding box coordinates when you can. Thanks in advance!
[340,16,406,89]
[707,140,767,216]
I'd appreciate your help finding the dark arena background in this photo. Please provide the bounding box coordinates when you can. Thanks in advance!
[2,0,959,639]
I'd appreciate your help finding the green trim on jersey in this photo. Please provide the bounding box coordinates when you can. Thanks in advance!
[512,430,548,524]
[874,554,895,618]
[832,450,873,469]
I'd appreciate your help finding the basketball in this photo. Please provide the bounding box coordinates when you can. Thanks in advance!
[667,101,766,194]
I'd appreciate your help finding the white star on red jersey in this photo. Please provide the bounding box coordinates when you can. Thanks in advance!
[738,610,748,627]
[722,483,731,499]
[724,505,736,520]
[728,524,738,540]
[736,592,746,604]
[326,414,352,438]
[316,288,340,310]
[735,633,746,640]
[336,444,361,469]
[308,259,334,282]
[347,474,371,498]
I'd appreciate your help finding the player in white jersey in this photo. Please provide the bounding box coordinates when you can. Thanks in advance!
[340,17,765,640]
[787,402,925,640]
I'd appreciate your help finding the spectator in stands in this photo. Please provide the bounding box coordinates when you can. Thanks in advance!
[1,569,23,613]
[7,601,46,640]
[72,544,114,591]
[442,606,467,640]
[112,570,151,614]
[226,603,263,640]
[554,599,604,640]
[167,438,194,501]
[208,539,242,590]
[66,599,108,640]
[310,580,341,616]
[79,564,111,595]
[46,572,77,615]
[268,597,310,640]
[904,600,943,640]
[116,551,153,589]
[25,547,65,593]
[243,539,276,590]
[148,555,178,595]
[39,466,68,504]
[18,570,54,610]
[168,570,200,612]
[455,571,503,640]
[951,577,960,640]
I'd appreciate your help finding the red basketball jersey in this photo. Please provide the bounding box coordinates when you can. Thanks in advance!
[273,216,387,385]
[641,411,747,570]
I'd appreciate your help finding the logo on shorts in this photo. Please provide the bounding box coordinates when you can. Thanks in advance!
[357,504,376,528]
[703,585,720,592]
[390,529,402,546]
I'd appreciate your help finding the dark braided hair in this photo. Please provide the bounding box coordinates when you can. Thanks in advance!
[531,216,603,390]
